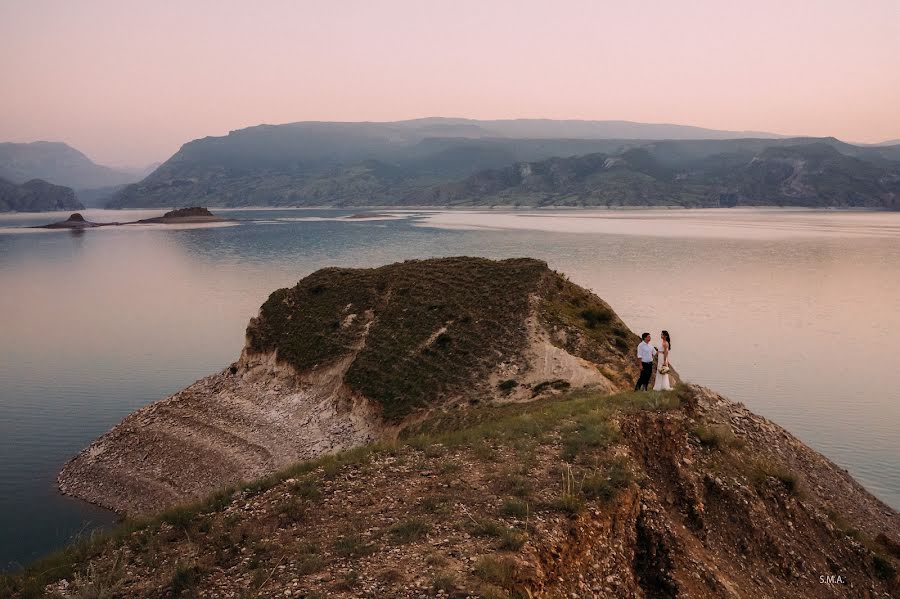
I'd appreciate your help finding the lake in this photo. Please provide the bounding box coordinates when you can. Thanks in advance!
[1,207,899,571]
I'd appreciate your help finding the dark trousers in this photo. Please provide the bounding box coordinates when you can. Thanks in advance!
[634,361,653,391]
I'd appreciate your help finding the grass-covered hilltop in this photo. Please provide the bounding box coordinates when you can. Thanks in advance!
[7,258,898,598]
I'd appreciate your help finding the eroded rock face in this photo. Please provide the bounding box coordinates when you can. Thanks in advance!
[44,385,900,598]
[58,357,382,514]
[59,258,639,514]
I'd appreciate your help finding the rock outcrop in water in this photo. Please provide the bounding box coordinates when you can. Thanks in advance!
[13,257,894,598]
[34,213,113,229]
[133,206,235,224]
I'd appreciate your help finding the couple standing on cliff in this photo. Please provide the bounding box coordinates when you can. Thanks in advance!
[634,330,673,391]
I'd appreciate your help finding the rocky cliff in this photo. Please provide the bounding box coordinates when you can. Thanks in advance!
[6,257,895,598]
[58,258,637,514]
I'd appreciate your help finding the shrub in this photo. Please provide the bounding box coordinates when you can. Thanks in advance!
[579,307,614,328]
[531,379,571,397]
[694,424,743,449]
[499,498,529,518]
[582,458,632,501]
[749,459,800,494]
[276,497,307,522]
[389,518,430,544]
[470,518,506,538]
[431,571,458,593]
[289,478,322,500]
[498,528,527,551]
[334,532,375,557]
[161,505,195,530]
[561,419,618,461]
[474,555,517,587]
[170,562,201,596]
[552,464,585,515]
[497,379,518,393]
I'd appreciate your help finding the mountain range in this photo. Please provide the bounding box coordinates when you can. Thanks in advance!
[0,142,137,190]
[105,119,900,210]
[0,142,142,210]
[6,120,900,211]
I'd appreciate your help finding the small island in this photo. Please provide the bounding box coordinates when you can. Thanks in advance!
[34,212,116,229]
[132,206,236,224]
[344,212,395,219]
[30,207,235,230]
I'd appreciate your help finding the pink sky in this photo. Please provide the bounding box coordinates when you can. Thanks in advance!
[2,0,899,166]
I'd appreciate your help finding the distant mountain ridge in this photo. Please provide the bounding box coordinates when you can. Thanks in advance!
[424,142,900,209]
[0,141,137,193]
[92,119,900,209]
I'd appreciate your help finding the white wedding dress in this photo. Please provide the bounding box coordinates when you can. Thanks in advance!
[653,344,673,391]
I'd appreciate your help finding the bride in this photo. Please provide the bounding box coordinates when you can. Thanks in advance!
[653,330,673,391]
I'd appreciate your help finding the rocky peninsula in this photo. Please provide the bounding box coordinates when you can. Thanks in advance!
[4,258,896,598]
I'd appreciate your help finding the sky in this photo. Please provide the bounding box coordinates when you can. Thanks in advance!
[1,0,899,167]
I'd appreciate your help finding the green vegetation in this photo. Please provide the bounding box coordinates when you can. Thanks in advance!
[582,458,632,501]
[247,257,551,421]
[474,555,518,587]
[170,562,201,596]
[693,423,745,450]
[531,379,571,396]
[539,275,639,369]
[748,458,800,494]
[388,518,431,544]
[499,498,529,518]
[431,571,458,593]
[333,531,376,558]
[246,257,636,421]
[497,379,519,393]
[288,477,322,500]
[561,417,618,461]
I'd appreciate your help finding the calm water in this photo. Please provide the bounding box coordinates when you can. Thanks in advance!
[1,207,899,570]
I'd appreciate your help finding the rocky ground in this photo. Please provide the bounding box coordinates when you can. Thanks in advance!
[10,385,897,598]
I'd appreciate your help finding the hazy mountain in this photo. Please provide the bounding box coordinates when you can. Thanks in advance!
[423,143,900,209]
[105,119,900,209]
[405,116,785,140]
[0,142,137,191]
[0,177,83,212]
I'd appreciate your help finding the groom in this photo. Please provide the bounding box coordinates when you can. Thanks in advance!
[634,332,657,391]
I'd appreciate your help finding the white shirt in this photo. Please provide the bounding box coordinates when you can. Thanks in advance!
[637,341,656,363]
